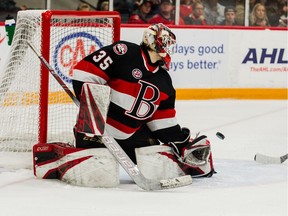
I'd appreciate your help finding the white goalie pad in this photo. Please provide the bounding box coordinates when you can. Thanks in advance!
[135,145,185,180]
[60,148,119,188]
[33,143,119,188]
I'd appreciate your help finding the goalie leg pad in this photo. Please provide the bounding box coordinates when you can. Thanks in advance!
[59,148,119,188]
[33,143,119,188]
[135,145,185,180]
[135,136,215,179]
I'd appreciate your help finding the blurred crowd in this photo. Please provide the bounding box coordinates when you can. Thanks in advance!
[126,0,287,27]
[0,0,287,27]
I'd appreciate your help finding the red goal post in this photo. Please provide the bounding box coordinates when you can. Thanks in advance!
[0,10,121,154]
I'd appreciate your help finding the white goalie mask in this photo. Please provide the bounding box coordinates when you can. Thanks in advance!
[142,23,176,70]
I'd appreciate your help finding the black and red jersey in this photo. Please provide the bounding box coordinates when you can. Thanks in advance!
[72,41,186,144]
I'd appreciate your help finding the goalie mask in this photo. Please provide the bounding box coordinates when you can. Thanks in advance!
[142,23,176,70]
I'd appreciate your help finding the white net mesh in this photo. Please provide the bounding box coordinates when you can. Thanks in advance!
[0,10,120,155]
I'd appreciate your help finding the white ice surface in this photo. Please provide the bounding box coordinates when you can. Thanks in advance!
[0,100,287,216]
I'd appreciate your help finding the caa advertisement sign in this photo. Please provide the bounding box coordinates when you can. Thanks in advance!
[121,27,287,88]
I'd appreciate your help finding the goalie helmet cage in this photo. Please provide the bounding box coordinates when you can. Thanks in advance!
[0,10,121,153]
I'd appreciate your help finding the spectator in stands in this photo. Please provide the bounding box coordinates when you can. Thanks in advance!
[278,0,288,27]
[235,0,245,25]
[20,5,28,10]
[249,3,270,26]
[249,0,265,13]
[127,0,154,24]
[202,0,225,25]
[0,0,19,21]
[219,6,237,26]
[149,0,162,16]
[77,3,91,11]
[180,0,194,20]
[265,0,287,26]
[100,1,109,11]
[97,0,105,10]
[265,0,278,26]
[184,1,207,25]
[148,0,185,25]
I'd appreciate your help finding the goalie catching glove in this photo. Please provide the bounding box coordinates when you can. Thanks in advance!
[168,128,215,177]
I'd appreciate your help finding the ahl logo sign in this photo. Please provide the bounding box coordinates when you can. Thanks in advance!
[242,48,287,64]
[242,48,288,72]
[53,32,103,83]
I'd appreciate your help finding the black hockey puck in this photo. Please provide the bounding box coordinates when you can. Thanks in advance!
[216,132,225,140]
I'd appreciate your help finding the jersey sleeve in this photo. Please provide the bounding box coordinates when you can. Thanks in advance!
[72,43,119,84]
[71,42,124,100]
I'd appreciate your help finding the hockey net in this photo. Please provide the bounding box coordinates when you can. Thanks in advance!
[0,10,120,167]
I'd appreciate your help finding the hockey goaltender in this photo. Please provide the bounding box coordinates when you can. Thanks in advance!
[33,24,215,189]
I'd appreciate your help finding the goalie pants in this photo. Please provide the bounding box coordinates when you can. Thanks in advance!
[75,125,159,163]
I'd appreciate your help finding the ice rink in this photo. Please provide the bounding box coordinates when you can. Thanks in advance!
[0,99,287,216]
